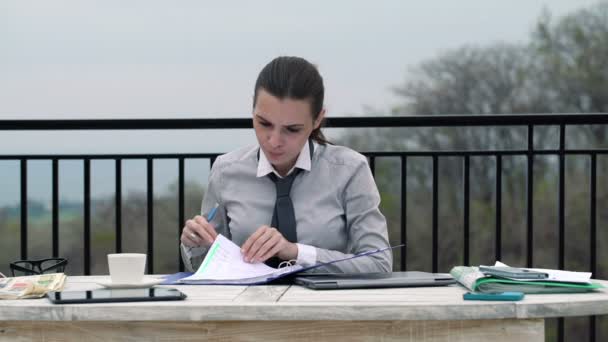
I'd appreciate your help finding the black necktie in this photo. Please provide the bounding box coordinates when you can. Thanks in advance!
[268,169,301,243]
[261,139,314,268]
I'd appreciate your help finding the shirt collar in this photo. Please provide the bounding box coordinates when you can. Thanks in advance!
[257,140,314,178]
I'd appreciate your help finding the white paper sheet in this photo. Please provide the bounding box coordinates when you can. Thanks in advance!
[181,234,301,282]
[494,261,591,283]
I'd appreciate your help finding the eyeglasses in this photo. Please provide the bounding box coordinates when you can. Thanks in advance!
[9,258,68,277]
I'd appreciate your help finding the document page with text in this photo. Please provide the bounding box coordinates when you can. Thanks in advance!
[180,234,302,284]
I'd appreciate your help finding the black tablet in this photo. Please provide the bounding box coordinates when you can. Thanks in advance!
[47,287,187,304]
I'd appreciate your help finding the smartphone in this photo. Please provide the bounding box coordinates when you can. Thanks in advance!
[463,291,524,301]
[47,287,187,304]
[478,266,548,279]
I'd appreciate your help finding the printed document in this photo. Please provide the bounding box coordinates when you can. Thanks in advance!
[180,234,303,284]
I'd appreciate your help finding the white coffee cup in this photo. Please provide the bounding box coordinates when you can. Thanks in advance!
[107,253,146,284]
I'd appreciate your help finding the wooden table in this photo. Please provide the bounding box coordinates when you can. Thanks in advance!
[1,276,607,341]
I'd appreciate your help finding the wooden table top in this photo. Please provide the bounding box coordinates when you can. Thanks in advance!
[2,276,607,321]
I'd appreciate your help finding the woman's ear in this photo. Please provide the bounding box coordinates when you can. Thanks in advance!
[314,108,326,129]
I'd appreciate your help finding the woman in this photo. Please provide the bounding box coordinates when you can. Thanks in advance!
[180,56,392,273]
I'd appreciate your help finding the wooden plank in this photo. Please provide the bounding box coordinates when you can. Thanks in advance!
[233,285,290,303]
[0,319,544,342]
[281,285,469,302]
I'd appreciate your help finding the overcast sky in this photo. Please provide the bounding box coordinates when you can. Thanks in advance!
[0,0,600,205]
[0,0,600,119]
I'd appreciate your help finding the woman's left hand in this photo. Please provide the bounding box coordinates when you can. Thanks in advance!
[241,225,298,263]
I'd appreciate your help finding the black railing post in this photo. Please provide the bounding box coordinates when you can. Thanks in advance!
[52,159,59,257]
[369,156,376,177]
[432,156,438,273]
[20,159,27,260]
[84,159,91,275]
[115,159,122,253]
[589,153,597,342]
[147,158,154,274]
[558,124,566,342]
[558,124,566,271]
[178,158,185,272]
[526,125,534,268]
[463,155,470,266]
[400,156,407,271]
[495,155,502,262]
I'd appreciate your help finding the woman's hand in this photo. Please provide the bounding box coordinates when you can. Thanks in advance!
[180,215,218,248]
[241,225,298,263]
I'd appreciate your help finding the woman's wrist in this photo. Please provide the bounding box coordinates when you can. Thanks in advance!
[278,242,298,260]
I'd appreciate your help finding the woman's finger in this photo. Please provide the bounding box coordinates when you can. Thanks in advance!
[252,234,282,262]
[191,215,218,241]
[181,231,199,247]
[241,226,269,256]
[258,243,284,263]
[245,229,275,262]
[244,227,276,262]
[185,220,215,246]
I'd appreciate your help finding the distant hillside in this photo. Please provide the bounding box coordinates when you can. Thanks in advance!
[1,200,83,220]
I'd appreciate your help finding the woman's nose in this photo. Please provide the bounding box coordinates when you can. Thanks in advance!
[268,130,282,147]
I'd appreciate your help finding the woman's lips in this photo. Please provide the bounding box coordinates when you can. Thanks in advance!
[268,151,283,159]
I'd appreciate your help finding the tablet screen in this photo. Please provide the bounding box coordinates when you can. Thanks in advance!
[48,288,186,304]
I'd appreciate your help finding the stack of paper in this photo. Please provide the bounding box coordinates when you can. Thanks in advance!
[451,261,602,294]
[179,235,304,285]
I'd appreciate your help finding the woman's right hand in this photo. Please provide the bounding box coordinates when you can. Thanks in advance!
[181,215,218,248]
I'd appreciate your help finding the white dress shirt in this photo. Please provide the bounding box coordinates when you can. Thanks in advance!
[181,141,392,274]
[256,140,317,266]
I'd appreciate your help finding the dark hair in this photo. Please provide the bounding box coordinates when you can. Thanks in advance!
[253,56,329,144]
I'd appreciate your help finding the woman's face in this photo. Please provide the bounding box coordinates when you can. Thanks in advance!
[253,88,324,176]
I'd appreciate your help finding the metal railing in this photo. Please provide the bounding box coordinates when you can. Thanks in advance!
[1,113,607,342]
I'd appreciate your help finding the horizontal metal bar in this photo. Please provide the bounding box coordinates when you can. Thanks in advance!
[0,118,253,130]
[2,149,608,160]
[0,153,223,160]
[1,114,607,130]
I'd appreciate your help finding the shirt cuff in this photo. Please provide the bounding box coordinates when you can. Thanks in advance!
[295,243,317,267]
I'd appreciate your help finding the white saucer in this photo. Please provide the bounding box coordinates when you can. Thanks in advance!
[96,277,164,289]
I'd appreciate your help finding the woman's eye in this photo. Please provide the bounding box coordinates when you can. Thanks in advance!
[286,127,301,133]
[259,122,271,127]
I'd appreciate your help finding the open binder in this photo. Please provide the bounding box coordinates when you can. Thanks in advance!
[164,234,399,285]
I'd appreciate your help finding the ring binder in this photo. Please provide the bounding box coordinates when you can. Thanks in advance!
[172,234,404,285]
[278,260,297,269]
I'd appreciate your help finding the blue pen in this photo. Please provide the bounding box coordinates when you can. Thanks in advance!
[187,203,220,248]
[206,203,219,223]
